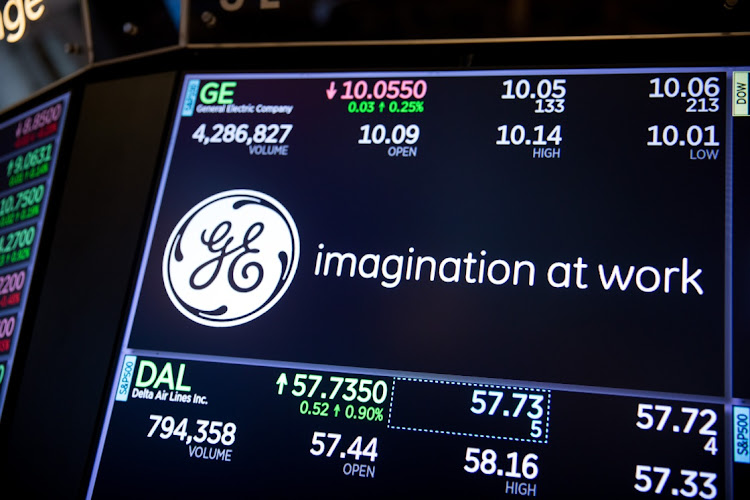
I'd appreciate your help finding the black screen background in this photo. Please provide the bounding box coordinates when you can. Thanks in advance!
[127,71,724,396]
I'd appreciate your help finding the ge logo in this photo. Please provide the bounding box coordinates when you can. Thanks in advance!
[163,189,299,327]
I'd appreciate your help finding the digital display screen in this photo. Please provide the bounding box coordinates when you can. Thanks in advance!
[0,94,69,421]
[88,68,748,498]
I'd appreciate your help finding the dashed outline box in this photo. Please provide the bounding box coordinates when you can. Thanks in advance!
[387,376,551,444]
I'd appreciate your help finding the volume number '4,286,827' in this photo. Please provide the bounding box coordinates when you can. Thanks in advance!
[191,123,292,146]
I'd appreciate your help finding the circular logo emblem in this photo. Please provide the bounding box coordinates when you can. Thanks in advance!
[163,189,299,327]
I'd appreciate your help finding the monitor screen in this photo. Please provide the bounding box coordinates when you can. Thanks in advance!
[0,93,69,421]
[87,68,748,498]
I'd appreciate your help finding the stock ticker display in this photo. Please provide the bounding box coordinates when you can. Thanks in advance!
[88,69,749,498]
[0,94,68,421]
